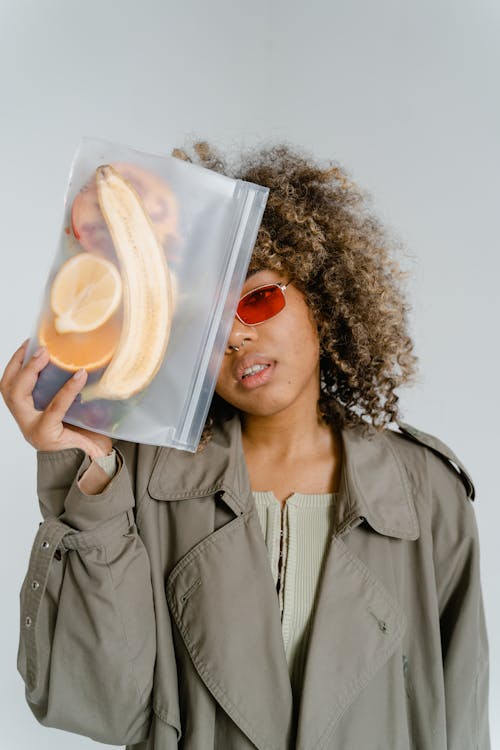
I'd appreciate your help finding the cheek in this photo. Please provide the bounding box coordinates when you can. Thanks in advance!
[284,316,320,367]
[214,360,237,397]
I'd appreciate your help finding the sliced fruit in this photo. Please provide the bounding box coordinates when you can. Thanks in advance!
[50,253,122,334]
[38,311,122,373]
[71,161,179,259]
[80,164,174,402]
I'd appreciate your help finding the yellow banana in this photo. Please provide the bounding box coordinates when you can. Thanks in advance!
[80,164,174,401]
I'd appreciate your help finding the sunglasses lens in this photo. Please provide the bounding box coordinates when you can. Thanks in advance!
[237,285,286,325]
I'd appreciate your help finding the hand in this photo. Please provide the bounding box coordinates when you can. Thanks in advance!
[0,340,113,459]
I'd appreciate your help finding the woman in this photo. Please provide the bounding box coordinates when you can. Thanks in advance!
[2,142,490,749]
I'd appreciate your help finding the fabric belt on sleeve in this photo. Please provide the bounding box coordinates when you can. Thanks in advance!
[22,517,78,692]
[21,509,135,693]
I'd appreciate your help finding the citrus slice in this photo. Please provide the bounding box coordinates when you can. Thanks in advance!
[38,311,122,372]
[50,253,122,334]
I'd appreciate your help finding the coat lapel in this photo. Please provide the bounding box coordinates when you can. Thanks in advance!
[162,416,294,750]
[294,422,419,749]
[166,508,294,750]
[294,535,408,749]
[156,414,420,750]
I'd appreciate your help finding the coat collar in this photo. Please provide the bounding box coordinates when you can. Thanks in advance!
[160,412,415,749]
[148,412,419,541]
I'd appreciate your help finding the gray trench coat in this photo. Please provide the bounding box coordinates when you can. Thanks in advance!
[17,414,490,749]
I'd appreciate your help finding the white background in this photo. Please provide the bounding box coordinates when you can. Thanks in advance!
[0,0,498,747]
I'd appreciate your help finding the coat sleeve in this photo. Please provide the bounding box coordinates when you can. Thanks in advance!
[432,470,491,750]
[16,444,157,746]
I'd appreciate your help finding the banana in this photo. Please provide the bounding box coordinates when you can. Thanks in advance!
[80,164,174,402]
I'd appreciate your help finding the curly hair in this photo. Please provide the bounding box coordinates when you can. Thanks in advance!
[172,139,421,449]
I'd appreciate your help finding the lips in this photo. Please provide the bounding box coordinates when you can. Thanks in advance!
[241,364,270,379]
[233,354,274,382]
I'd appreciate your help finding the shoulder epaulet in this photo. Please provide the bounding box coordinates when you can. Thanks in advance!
[394,421,476,501]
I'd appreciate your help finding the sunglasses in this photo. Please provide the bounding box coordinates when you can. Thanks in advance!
[235,281,290,326]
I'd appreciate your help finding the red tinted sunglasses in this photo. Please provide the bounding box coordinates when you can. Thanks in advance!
[236,282,290,326]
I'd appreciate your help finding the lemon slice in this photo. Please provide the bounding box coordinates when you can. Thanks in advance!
[50,253,123,334]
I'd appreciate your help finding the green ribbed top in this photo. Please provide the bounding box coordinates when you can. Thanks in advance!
[252,491,338,707]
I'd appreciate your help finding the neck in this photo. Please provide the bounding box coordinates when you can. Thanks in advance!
[240,379,332,463]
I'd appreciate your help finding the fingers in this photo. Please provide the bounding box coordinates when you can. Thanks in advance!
[26,368,88,449]
[2,340,91,451]
[40,368,88,431]
[2,345,56,436]
[0,338,30,397]
[4,346,51,410]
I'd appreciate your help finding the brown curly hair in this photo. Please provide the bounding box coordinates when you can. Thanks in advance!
[172,139,420,448]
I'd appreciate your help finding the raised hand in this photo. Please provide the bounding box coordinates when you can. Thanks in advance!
[0,340,112,459]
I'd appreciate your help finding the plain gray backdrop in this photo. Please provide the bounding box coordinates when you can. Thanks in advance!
[1,1,498,748]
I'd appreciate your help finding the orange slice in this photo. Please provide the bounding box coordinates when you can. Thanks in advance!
[50,253,122,334]
[38,311,122,372]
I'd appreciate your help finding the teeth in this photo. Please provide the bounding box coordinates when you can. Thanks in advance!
[242,364,269,379]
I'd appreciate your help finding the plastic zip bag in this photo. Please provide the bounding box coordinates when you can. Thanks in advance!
[24,137,268,451]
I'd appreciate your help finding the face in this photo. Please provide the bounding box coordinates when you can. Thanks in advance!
[215,269,321,417]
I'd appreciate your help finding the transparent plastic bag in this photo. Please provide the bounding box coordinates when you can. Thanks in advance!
[24,137,269,451]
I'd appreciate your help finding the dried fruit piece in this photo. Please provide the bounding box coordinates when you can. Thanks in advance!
[80,165,174,401]
[50,253,122,333]
[38,312,121,372]
[71,161,179,259]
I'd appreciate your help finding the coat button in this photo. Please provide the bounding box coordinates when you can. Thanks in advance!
[54,549,62,561]
[31,581,39,590]
[41,541,50,549]
[25,616,32,627]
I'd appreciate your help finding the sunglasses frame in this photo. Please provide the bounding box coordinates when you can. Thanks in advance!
[235,281,290,326]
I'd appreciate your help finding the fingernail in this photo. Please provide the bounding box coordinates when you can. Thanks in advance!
[73,369,86,380]
[33,346,46,358]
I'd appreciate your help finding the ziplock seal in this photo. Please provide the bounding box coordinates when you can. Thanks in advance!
[176,181,269,449]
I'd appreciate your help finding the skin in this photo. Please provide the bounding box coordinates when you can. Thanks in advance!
[215,270,343,505]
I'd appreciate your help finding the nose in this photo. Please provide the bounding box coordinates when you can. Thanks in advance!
[225,317,258,353]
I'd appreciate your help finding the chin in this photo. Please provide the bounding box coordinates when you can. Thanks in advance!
[234,395,293,419]
[215,378,297,417]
